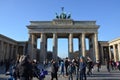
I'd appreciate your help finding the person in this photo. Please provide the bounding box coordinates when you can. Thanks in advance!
[59,60,64,77]
[79,56,87,80]
[65,57,69,76]
[32,59,40,78]
[51,59,59,80]
[106,60,110,72]
[5,59,10,72]
[67,62,74,80]
[96,60,101,72]
[17,55,33,80]
[86,57,93,76]
[75,58,79,80]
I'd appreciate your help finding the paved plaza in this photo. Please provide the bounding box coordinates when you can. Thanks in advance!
[0,65,120,80]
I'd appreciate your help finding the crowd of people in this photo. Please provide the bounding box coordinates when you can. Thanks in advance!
[50,56,93,80]
[5,55,48,80]
[50,56,120,80]
[2,55,120,80]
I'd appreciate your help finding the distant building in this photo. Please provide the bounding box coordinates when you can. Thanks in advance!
[0,34,27,63]
[109,38,120,62]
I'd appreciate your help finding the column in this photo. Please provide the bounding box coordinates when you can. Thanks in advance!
[117,43,120,61]
[0,41,2,61]
[10,45,14,59]
[15,46,18,60]
[109,46,112,60]
[40,33,46,63]
[31,34,35,59]
[78,35,82,58]
[89,36,95,61]
[101,46,104,63]
[53,33,58,60]
[81,33,86,57]
[1,41,4,61]
[44,35,47,62]
[113,44,117,62]
[3,43,7,61]
[6,43,10,60]
[69,33,73,59]
[23,45,25,55]
[27,34,32,58]
[94,33,99,62]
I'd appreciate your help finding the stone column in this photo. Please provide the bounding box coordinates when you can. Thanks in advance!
[0,41,2,61]
[113,44,117,62]
[40,33,46,63]
[31,34,35,59]
[3,43,7,62]
[109,46,112,60]
[6,43,10,60]
[10,45,14,60]
[117,43,120,61]
[53,33,58,60]
[69,33,73,59]
[15,46,18,59]
[1,41,4,61]
[94,33,99,62]
[89,36,95,61]
[23,45,25,55]
[81,33,86,57]
[44,35,47,62]
[101,46,104,63]
[78,35,82,58]
[27,34,32,59]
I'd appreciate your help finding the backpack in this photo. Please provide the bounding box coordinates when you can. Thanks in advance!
[55,63,59,72]
[68,65,74,74]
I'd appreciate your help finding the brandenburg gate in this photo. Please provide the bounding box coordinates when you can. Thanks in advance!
[27,10,99,63]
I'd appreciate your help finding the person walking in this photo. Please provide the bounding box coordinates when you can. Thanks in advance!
[51,60,59,80]
[86,57,93,76]
[59,60,65,77]
[65,57,69,76]
[106,60,110,72]
[67,62,74,80]
[96,60,101,72]
[79,56,87,80]
[17,55,33,80]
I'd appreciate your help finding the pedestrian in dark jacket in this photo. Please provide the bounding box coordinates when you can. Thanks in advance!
[67,62,74,80]
[65,57,69,76]
[86,57,93,75]
[51,60,59,80]
[79,56,87,80]
[18,55,33,80]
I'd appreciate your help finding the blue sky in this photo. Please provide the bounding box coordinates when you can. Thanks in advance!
[0,0,120,58]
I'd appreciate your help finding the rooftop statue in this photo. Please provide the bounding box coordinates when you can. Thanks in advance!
[60,12,66,19]
[55,7,71,19]
[67,13,71,19]
[56,13,59,19]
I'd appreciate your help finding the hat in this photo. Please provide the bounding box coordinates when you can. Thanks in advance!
[33,59,37,63]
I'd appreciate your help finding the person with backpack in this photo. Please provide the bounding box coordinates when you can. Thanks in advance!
[67,62,74,80]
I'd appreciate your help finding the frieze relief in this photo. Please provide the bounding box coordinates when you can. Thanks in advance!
[53,19,73,25]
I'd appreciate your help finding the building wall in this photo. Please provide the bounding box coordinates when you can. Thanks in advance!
[109,38,120,62]
[0,34,27,64]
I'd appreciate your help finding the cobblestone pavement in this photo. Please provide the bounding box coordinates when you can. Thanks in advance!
[0,65,120,80]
